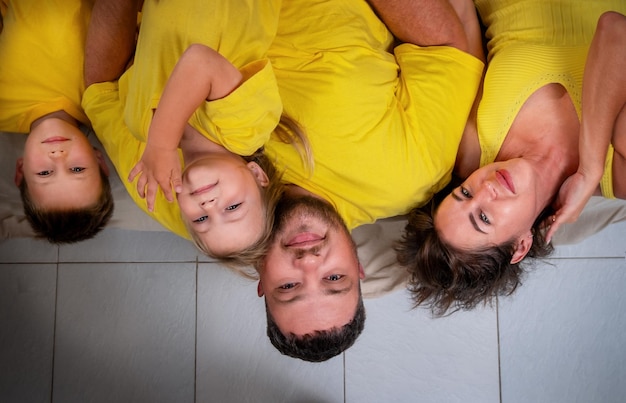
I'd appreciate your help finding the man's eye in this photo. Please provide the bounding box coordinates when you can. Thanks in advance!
[225,203,242,211]
[193,216,208,223]
[480,212,490,224]
[70,167,86,173]
[326,274,343,281]
[460,187,471,198]
[279,283,297,290]
[37,170,51,176]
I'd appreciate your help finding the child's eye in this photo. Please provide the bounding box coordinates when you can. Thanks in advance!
[37,170,52,176]
[460,187,471,198]
[326,274,343,281]
[480,212,490,224]
[225,203,242,211]
[70,167,86,173]
[279,283,297,290]
[193,216,208,223]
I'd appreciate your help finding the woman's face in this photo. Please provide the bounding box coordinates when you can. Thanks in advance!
[177,154,269,256]
[435,159,542,251]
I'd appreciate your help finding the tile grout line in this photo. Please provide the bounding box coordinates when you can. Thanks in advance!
[50,253,60,402]
[194,256,199,403]
[496,295,502,403]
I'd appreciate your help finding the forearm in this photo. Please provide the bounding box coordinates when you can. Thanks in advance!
[578,12,626,184]
[148,44,243,150]
[367,0,469,53]
[84,0,140,87]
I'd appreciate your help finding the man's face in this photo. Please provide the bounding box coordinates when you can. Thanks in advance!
[15,118,108,209]
[258,196,364,336]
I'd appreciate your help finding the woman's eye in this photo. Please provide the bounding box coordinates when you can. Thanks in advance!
[225,203,242,211]
[193,216,208,223]
[279,283,297,290]
[70,167,86,173]
[480,212,490,224]
[37,170,51,176]
[460,187,471,198]
[326,274,343,281]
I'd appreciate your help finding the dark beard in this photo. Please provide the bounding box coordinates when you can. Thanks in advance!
[273,195,349,240]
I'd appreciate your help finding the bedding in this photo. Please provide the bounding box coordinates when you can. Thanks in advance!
[3,129,626,297]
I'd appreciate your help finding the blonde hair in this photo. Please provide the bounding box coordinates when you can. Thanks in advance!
[186,114,312,277]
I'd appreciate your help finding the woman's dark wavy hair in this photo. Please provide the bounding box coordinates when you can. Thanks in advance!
[395,184,554,316]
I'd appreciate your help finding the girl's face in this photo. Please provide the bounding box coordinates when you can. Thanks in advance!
[435,159,541,254]
[178,154,269,256]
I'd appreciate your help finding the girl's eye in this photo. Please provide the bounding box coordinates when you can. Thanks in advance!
[326,274,343,281]
[460,187,471,198]
[70,167,86,173]
[279,283,297,290]
[193,216,208,223]
[37,170,51,176]
[480,212,490,224]
[225,203,242,211]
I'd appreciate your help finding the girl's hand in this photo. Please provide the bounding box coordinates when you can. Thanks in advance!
[128,145,182,212]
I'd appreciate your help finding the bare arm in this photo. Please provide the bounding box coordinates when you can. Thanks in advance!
[367,0,470,54]
[128,44,243,210]
[547,11,626,242]
[84,0,140,87]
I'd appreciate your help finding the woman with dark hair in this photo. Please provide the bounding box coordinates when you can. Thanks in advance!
[396,0,626,315]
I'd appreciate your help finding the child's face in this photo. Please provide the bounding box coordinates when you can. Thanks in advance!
[15,120,109,210]
[178,154,270,256]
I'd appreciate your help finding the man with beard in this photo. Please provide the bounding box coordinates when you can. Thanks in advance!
[256,0,484,362]
[256,191,366,362]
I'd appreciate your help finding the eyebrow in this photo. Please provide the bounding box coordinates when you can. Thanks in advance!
[450,190,487,234]
[469,213,487,234]
[275,285,353,305]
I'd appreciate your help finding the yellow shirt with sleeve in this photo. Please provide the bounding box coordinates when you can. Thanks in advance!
[83,0,283,238]
[0,0,90,133]
[265,0,484,230]
[124,0,282,156]
[475,0,626,198]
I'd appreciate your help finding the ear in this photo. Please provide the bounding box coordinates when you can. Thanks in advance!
[94,149,110,176]
[247,161,269,187]
[510,231,533,264]
[257,280,265,297]
[358,263,365,280]
[14,158,24,187]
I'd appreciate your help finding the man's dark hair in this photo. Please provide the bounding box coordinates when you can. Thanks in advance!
[19,167,114,243]
[265,295,366,362]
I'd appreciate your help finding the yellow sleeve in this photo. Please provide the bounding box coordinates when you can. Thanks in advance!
[82,80,190,239]
[188,59,282,156]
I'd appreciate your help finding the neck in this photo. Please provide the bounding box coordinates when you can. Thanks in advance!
[179,124,230,165]
[31,110,77,131]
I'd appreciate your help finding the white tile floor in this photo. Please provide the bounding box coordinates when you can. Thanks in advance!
[1,220,625,403]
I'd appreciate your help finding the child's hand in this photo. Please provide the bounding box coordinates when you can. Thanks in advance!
[128,145,183,212]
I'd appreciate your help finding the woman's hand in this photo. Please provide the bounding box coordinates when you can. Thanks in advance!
[546,171,598,244]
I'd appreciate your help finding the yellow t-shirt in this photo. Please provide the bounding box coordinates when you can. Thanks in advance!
[0,0,90,133]
[124,0,282,156]
[475,0,626,198]
[83,0,283,238]
[266,0,484,230]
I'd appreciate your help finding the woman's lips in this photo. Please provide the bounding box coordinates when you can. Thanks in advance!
[496,169,515,194]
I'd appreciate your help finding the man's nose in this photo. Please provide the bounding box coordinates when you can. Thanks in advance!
[293,250,322,270]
